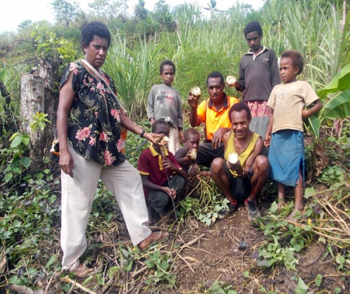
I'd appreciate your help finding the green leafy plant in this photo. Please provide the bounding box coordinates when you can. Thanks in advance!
[257,234,298,271]
[308,62,350,137]
[179,178,226,226]
[1,133,31,183]
[317,165,344,186]
[1,175,61,286]
[294,276,309,294]
[144,250,176,288]
[205,280,237,294]
[29,112,51,132]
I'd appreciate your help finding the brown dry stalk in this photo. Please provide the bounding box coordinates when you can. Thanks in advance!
[44,271,58,294]
[317,197,350,227]
[61,276,97,294]
[314,198,350,236]
[176,253,195,273]
[287,220,350,247]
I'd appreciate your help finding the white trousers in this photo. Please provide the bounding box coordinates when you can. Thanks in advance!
[168,126,180,154]
[61,144,151,270]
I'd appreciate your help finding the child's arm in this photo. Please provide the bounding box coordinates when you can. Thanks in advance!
[162,156,188,182]
[141,175,174,198]
[302,99,323,120]
[175,148,191,165]
[264,108,274,147]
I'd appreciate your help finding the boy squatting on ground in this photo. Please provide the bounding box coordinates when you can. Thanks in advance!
[175,128,200,175]
[210,103,269,221]
[147,60,183,154]
[137,120,188,223]
[264,50,323,220]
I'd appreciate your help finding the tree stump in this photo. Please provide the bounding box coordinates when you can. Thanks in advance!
[20,60,57,171]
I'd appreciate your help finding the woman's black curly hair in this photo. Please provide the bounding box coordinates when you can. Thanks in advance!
[81,21,111,50]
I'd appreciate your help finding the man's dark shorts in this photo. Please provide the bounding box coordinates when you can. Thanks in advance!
[224,165,252,203]
[196,142,224,167]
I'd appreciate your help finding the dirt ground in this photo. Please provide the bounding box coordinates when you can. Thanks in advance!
[167,202,347,294]
[98,191,348,294]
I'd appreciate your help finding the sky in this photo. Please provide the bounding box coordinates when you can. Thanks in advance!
[1,0,265,33]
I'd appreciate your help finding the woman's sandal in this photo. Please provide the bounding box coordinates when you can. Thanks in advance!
[70,263,92,278]
[138,231,169,251]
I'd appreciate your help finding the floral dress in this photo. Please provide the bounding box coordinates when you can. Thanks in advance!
[60,61,125,167]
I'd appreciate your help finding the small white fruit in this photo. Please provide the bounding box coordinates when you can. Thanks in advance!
[226,75,237,87]
[191,86,201,98]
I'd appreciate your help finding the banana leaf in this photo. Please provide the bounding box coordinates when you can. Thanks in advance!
[317,62,350,99]
[323,89,350,120]
[306,115,321,138]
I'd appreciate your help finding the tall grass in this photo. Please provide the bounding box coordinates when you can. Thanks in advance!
[282,0,350,90]
[102,0,348,117]
[104,33,165,118]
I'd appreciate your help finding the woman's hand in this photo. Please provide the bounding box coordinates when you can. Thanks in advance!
[59,149,74,177]
[143,132,161,145]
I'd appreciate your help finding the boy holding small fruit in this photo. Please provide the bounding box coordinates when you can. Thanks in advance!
[138,119,187,223]
[175,128,200,175]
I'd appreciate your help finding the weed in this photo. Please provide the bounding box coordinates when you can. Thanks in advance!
[317,165,344,186]
[1,133,31,184]
[144,250,176,289]
[179,177,228,226]
[29,112,51,132]
[257,234,298,271]
[204,280,238,294]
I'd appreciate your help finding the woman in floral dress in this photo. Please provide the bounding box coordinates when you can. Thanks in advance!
[57,21,168,277]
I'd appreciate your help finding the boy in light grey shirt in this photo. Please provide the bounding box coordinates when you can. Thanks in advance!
[147,60,183,154]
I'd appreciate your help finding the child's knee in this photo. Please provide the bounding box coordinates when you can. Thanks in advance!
[211,158,225,174]
[171,175,186,192]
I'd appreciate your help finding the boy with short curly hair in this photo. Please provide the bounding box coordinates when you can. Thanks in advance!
[147,60,183,154]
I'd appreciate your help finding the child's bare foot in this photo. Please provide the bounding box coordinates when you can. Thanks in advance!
[276,201,286,214]
[287,208,303,221]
